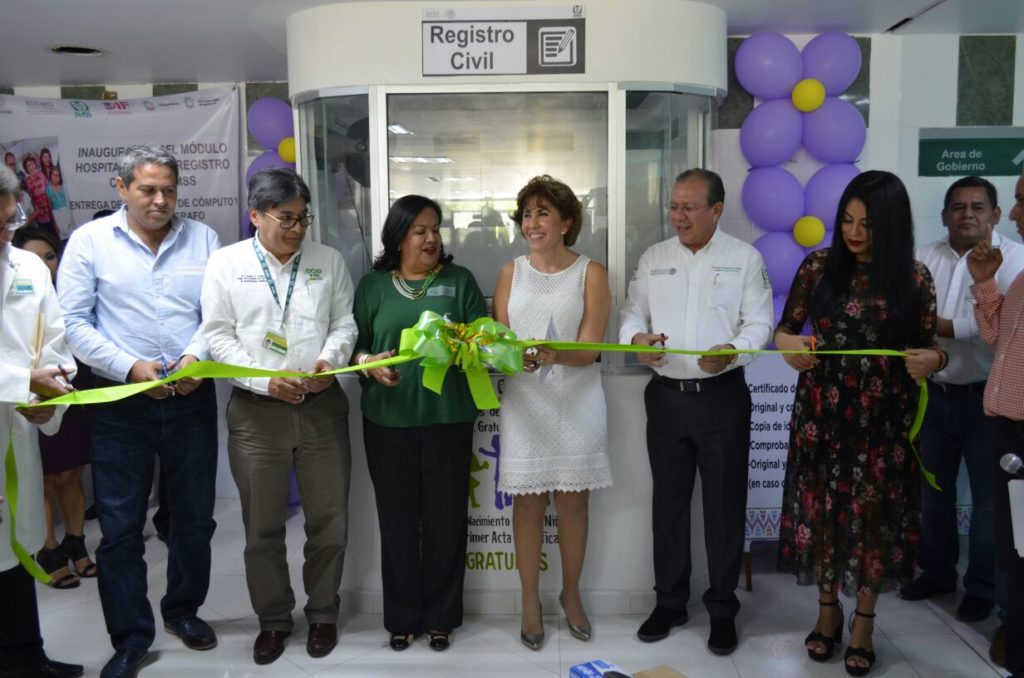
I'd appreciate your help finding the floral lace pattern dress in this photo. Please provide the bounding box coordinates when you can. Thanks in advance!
[777,249,937,596]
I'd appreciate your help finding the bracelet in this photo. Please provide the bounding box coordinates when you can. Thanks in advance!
[934,347,948,372]
[358,353,371,377]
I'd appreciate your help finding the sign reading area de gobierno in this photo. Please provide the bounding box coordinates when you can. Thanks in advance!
[422,5,585,76]
[919,127,1024,177]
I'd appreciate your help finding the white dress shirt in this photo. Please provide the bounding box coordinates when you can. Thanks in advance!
[58,207,220,382]
[619,228,774,379]
[200,236,357,395]
[0,244,74,570]
[917,231,1024,384]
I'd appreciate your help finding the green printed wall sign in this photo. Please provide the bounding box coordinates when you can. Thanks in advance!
[918,127,1024,177]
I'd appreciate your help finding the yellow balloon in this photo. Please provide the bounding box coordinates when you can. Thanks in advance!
[791,78,826,112]
[277,136,296,164]
[793,216,826,248]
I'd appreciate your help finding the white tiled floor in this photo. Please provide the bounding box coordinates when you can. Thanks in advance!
[37,500,1006,677]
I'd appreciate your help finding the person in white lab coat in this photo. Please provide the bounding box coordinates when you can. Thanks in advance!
[0,164,82,677]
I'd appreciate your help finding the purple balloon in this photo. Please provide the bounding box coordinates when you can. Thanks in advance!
[804,163,859,225]
[806,230,834,254]
[802,32,862,96]
[802,98,866,164]
[735,32,804,100]
[245,150,291,187]
[754,231,807,294]
[247,97,294,150]
[740,99,803,167]
[742,167,805,232]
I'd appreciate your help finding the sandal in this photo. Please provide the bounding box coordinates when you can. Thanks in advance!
[806,597,843,662]
[844,609,876,676]
[61,534,97,578]
[427,631,450,652]
[36,546,80,589]
[389,633,414,651]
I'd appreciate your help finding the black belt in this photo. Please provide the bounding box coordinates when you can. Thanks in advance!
[232,382,336,404]
[653,367,744,394]
[928,380,986,396]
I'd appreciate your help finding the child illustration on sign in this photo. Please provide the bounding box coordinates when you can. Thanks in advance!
[474,434,512,511]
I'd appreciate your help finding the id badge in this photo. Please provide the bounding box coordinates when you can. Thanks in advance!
[12,278,34,295]
[262,330,288,355]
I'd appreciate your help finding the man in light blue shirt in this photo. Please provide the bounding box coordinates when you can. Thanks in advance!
[59,145,220,678]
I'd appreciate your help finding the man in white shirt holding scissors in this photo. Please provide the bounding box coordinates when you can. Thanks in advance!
[620,168,773,656]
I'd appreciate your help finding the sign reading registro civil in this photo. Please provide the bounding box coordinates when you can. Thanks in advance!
[422,5,585,77]
[919,127,1024,177]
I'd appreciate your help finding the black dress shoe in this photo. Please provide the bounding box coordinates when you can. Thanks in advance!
[253,630,289,665]
[164,616,218,650]
[899,576,954,601]
[708,616,738,655]
[637,605,688,642]
[0,655,84,678]
[955,594,994,622]
[306,623,337,658]
[99,649,149,678]
[990,625,1006,668]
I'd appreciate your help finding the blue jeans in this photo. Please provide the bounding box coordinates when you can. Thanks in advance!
[919,382,1007,616]
[90,380,218,651]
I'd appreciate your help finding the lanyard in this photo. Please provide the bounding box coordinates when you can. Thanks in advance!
[252,238,301,323]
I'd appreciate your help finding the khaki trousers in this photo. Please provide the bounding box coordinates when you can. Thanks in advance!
[227,383,351,632]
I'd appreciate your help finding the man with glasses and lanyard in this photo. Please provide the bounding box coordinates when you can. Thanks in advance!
[59,145,220,678]
[0,165,82,678]
[200,167,357,666]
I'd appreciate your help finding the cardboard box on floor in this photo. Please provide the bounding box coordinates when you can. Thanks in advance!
[633,666,687,678]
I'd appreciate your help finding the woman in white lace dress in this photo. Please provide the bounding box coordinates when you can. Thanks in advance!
[493,175,612,651]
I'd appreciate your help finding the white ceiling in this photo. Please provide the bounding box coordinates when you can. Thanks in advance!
[1,0,1021,87]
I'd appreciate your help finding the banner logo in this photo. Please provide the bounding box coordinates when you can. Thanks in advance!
[69,101,92,118]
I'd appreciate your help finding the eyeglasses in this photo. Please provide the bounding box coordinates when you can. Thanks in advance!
[262,211,314,230]
[4,203,27,232]
[669,203,711,217]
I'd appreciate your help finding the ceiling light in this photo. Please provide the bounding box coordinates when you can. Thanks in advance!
[387,124,413,135]
[390,156,454,164]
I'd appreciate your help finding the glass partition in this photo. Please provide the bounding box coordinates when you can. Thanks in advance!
[299,94,373,281]
[623,91,710,281]
[386,91,608,297]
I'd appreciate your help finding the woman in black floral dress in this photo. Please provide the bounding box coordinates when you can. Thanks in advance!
[775,171,946,676]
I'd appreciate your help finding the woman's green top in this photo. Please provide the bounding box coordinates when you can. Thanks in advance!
[353,263,486,428]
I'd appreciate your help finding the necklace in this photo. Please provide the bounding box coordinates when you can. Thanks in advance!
[392,264,442,300]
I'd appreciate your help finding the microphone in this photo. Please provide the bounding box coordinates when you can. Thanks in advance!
[1000,453,1024,477]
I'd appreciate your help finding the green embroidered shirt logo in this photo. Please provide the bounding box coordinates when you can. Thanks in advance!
[305,268,323,281]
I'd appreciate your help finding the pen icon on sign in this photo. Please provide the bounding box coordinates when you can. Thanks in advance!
[539,26,577,67]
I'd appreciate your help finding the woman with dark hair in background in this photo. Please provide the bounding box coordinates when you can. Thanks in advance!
[39,148,56,184]
[775,170,945,676]
[351,195,485,653]
[13,227,96,590]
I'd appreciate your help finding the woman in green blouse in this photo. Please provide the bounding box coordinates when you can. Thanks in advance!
[352,195,485,653]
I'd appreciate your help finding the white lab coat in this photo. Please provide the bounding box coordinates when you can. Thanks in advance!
[0,244,74,570]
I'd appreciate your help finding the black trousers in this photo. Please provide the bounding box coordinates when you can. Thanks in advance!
[994,416,1024,674]
[363,418,474,634]
[644,371,751,619]
[0,564,43,671]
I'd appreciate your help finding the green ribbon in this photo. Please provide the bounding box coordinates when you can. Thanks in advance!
[5,422,53,585]
[11,313,938,551]
[398,311,522,409]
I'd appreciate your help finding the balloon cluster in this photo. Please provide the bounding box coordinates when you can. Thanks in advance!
[243,97,297,234]
[735,31,864,319]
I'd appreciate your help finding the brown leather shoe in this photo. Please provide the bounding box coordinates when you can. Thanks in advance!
[989,624,1006,668]
[306,623,337,658]
[253,630,289,665]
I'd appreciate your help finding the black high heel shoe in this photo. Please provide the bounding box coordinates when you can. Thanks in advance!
[805,598,843,662]
[36,546,80,589]
[844,609,876,676]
